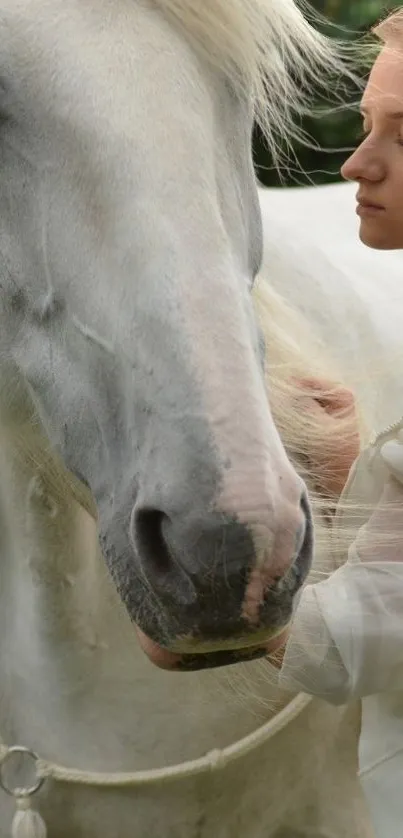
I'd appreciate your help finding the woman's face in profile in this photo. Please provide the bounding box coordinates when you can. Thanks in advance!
[342,43,403,250]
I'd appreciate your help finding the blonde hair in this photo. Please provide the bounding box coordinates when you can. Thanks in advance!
[156,0,355,164]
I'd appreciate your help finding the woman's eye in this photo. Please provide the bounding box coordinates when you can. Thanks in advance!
[357,127,369,142]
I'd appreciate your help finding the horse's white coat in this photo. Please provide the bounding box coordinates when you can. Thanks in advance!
[3,178,396,834]
[0,1,399,836]
[0,0,321,656]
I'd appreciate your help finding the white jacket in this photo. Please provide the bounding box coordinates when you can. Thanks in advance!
[279,418,403,838]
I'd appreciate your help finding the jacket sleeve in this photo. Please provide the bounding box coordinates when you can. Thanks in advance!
[279,433,403,703]
[279,552,403,704]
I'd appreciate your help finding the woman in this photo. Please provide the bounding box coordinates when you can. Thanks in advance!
[342,11,403,251]
[275,10,403,838]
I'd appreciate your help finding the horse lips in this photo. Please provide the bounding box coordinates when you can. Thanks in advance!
[135,625,288,671]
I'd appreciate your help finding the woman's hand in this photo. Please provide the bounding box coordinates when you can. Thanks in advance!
[291,377,360,499]
[266,376,360,666]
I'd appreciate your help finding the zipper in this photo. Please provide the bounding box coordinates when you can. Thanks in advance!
[338,411,403,518]
[334,412,403,554]
[370,414,403,448]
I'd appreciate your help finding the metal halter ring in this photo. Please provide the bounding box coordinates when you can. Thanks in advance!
[0,746,45,797]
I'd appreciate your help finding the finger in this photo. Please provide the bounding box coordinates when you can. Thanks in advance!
[291,378,356,418]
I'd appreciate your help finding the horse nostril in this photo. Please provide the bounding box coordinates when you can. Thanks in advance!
[133,508,172,575]
[132,506,198,607]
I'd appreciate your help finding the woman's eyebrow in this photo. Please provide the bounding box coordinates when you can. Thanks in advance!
[360,105,403,119]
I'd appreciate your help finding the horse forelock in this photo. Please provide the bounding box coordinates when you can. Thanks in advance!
[156,0,349,161]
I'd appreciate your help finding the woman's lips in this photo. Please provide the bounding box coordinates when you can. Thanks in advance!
[356,198,385,217]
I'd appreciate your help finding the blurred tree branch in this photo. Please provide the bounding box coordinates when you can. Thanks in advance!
[253,0,396,187]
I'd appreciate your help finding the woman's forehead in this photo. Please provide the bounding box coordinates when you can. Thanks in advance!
[362,46,403,116]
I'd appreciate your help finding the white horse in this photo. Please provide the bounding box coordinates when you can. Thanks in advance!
[0,1,380,836]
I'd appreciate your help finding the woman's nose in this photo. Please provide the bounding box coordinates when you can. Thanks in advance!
[341,142,384,183]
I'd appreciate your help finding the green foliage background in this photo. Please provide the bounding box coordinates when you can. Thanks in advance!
[253,1,398,187]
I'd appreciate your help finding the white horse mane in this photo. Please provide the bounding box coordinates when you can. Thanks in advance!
[157,0,348,157]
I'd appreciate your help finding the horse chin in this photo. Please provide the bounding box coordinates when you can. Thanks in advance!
[135,626,288,671]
